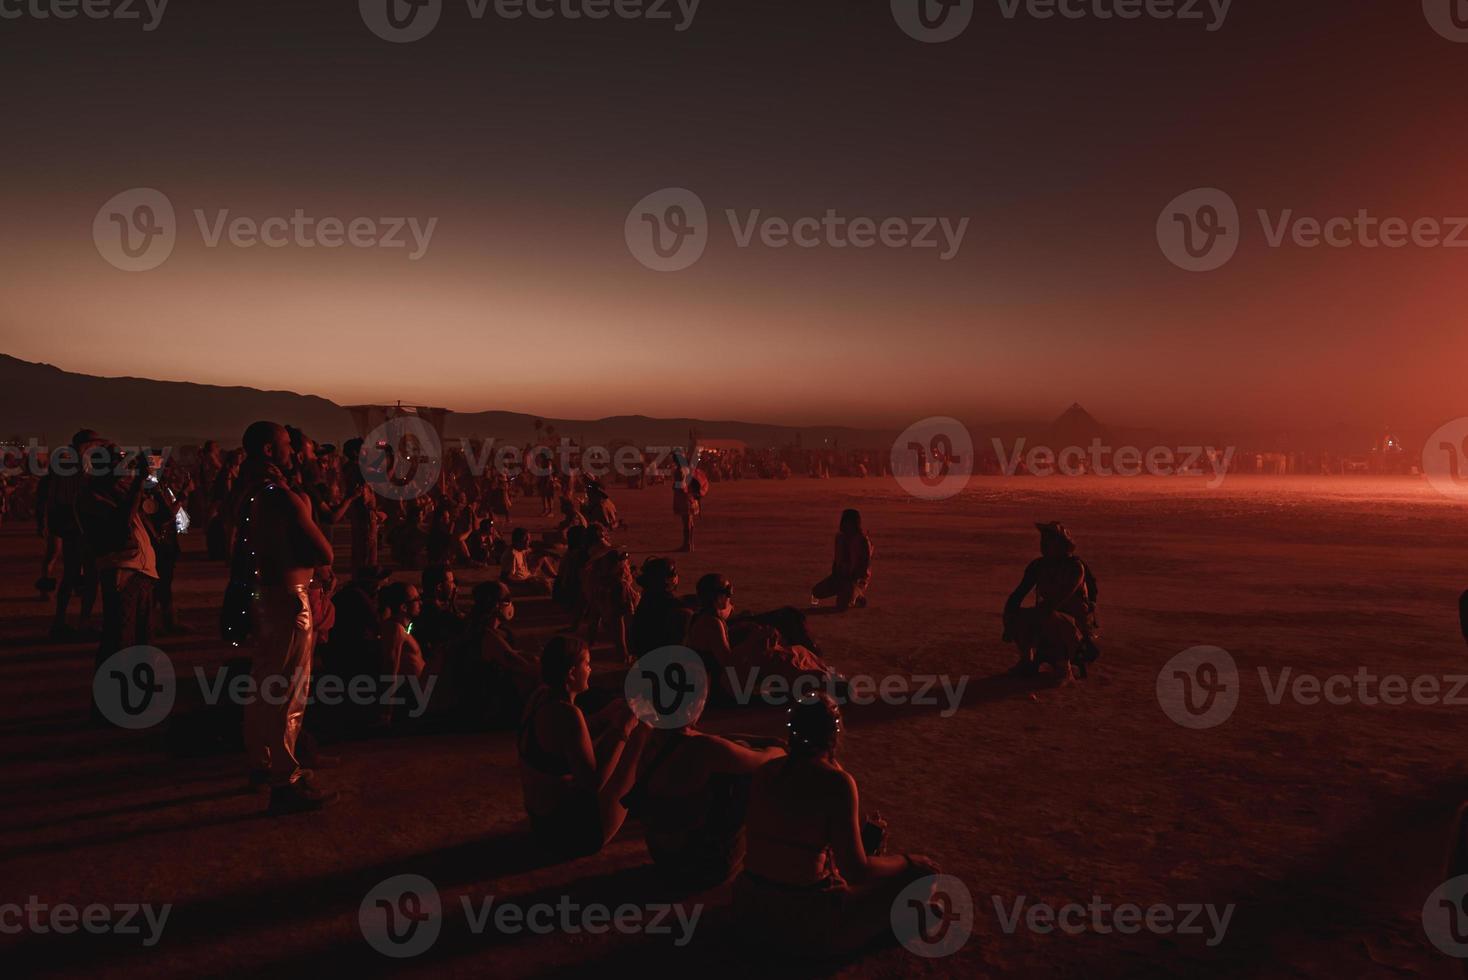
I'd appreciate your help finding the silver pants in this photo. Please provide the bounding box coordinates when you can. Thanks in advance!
[245,584,314,787]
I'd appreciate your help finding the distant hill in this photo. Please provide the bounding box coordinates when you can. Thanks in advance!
[0,355,899,451]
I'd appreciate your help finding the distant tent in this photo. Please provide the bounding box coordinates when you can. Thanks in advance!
[1047,403,1109,447]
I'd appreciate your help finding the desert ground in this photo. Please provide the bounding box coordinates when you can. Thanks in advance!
[2,475,1466,978]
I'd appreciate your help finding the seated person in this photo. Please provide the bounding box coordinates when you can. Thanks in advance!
[622,691,786,887]
[414,563,465,666]
[686,573,835,703]
[450,580,538,729]
[553,524,591,619]
[466,518,501,567]
[629,557,693,658]
[517,636,650,857]
[581,478,623,529]
[1002,522,1099,681]
[734,694,940,957]
[501,526,558,595]
[810,508,873,611]
[378,581,429,724]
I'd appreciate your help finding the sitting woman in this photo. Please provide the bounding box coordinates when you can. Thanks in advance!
[686,573,835,703]
[622,692,786,888]
[1002,521,1099,682]
[501,526,558,595]
[734,694,940,957]
[517,636,650,857]
[810,508,874,611]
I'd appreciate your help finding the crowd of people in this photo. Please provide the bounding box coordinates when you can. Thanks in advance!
[22,418,1109,957]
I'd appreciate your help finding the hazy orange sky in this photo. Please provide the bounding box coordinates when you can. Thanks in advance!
[2,0,1465,432]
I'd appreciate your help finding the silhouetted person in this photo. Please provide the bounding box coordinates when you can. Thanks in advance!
[734,694,939,956]
[672,449,702,552]
[629,557,694,658]
[235,421,336,814]
[810,508,873,611]
[1003,522,1099,683]
[517,636,649,857]
[79,446,157,702]
[622,687,785,887]
[39,428,103,640]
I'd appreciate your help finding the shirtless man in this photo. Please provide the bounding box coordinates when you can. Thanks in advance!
[236,421,336,814]
[735,694,939,955]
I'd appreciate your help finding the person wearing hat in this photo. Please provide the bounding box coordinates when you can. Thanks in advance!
[734,693,940,956]
[1002,522,1100,682]
[629,557,694,658]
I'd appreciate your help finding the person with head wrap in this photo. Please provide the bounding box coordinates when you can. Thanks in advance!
[1002,522,1100,682]
[733,694,940,956]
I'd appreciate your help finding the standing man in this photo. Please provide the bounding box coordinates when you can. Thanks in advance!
[40,429,104,640]
[79,446,159,699]
[672,448,703,553]
[236,421,336,814]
